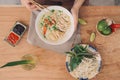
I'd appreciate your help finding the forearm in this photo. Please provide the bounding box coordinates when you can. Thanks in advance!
[71,0,85,30]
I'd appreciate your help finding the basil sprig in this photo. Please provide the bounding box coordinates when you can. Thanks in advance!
[66,45,94,71]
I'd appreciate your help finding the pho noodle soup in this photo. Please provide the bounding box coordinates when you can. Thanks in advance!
[39,9,71,42]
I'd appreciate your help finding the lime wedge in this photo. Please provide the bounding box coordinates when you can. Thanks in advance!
[90,32,96,42]
[21,54,38,71]
[97,19,108,32]
[102,27,112,35]
[78,18,87,25]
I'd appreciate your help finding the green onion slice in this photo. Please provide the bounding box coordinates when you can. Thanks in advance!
[0,54,38,71]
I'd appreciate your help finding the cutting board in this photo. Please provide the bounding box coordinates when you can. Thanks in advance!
[79,6,120,80]
[0,6,120,80]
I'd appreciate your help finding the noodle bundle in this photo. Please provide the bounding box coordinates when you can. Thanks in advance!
[70,56,100,79]
[39,9,71,41]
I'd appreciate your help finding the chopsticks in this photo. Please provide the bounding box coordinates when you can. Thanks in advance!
[31,0,50,11]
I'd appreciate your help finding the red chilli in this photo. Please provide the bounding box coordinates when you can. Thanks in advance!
[110,24,120,32]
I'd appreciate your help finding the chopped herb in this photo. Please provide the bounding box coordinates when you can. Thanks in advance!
[44,35,46,38]
[52,25,58,30]
[40,23,43,26]
[48,27,51,30]
[48,27,53,32]
[58,10,63,13]
[51,9,55,13]
[47,16,50,19]
[48,18,50,21]
[42,14,45,19]
[46,24,48,28]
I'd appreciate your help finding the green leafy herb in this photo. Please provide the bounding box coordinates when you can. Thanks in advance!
[40,23,44,26]
[69,57,82,71]
[52,25,58,30]
[42,14,45,19]
[66,45,94,71]
[47,16,51,21]
[73,45,88,54]
[51,9,55,13]
[66,52,76,57]
[58,10,63,13]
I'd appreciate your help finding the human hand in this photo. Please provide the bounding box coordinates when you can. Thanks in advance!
[71,0,85,30]
[21,0,38,11]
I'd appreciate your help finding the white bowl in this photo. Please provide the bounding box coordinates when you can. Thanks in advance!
[35,6,74,45]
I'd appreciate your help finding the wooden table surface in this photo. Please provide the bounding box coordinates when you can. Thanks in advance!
[0,6,120,80]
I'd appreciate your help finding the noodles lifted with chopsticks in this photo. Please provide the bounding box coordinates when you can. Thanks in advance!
[39,9,71,41]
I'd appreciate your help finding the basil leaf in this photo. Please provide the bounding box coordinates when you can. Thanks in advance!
[51,9,55,13]
[69,57,78,71]
[66,52,75,57]
[66,45,94,71]
[84,55,94,58]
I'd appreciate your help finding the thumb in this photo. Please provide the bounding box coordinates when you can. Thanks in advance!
[27,2,39,11]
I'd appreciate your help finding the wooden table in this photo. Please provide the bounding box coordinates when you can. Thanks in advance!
[0,6,120,80]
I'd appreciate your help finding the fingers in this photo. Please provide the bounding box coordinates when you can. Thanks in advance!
[72,0,85,10]
[28,2,38,10]
[21,0,39,11]
[71,9,79,30]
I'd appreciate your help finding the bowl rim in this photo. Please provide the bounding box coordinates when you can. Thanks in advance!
[35,6,75,45]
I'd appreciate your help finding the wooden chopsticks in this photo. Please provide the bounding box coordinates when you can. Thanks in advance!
[31,0,50,11]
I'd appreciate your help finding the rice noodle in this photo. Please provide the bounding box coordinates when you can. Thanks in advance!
[39,9,71,41]
[70,56,99,79]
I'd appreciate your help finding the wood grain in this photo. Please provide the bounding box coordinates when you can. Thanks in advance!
[0,6,120,80]
[79,6,120,80]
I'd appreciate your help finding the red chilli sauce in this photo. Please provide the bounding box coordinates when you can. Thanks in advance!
[7,32,19,45]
